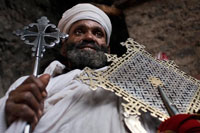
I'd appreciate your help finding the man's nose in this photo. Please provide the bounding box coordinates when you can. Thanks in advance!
[84,32,94,41]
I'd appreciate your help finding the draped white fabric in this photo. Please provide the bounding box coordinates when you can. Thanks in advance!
[0,61,127,133]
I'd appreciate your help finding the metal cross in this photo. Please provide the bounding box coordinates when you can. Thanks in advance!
[15,16,68,77]
[14,16,68,133]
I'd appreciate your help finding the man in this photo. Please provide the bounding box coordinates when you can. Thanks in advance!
[0,3,199,133]
[0,3,128,133]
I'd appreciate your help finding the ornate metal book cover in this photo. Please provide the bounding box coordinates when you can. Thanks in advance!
[76,38,200,121]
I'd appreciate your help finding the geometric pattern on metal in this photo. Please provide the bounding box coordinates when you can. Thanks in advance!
[77,67,169,121]
[76,38,200,120]
[107,52,199,114]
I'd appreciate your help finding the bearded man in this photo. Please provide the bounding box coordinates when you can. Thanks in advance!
[0,3,199,133]
[0,3,128,133]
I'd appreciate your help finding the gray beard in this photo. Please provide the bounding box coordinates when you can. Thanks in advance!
[66,48,108,70]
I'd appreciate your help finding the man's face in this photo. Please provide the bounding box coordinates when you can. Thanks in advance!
[61,20,110,69]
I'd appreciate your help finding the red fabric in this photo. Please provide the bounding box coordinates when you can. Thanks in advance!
[158,114,200,133]
[156,52,169,60]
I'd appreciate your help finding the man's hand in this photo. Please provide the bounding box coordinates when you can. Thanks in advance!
[5,74,50,130]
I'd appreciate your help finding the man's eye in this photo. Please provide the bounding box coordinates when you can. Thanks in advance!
[95,31,103,38]
[74,29,83,35]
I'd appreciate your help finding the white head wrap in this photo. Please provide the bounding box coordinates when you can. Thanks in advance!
[58,3,112,45]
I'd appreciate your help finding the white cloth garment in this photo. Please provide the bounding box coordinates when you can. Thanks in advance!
[58,3,112,45]
[0,61,127,133]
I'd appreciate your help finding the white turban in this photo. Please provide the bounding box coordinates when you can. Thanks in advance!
[58,3,112,45]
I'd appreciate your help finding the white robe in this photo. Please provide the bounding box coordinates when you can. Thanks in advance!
[0,61,127,133]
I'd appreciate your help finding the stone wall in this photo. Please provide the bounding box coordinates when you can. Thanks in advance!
[0,0,55,97]
[124,0,200,75]
[0,0,199,97]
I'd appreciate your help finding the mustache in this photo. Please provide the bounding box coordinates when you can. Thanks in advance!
[66,41,109,53]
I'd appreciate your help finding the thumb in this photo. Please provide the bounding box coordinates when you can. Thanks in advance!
[39,74,50,87]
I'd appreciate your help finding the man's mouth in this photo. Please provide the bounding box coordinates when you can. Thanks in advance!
[82,47,95,51]
[79,45,97,52]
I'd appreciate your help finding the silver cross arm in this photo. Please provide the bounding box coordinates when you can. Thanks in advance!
[14,16,68,77]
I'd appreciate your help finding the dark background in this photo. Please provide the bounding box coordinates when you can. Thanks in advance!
[0,0,200,97]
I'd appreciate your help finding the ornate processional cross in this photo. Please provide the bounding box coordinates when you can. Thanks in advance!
[15,16,68,77]
[14,16,68,133]
[76,38,200,132]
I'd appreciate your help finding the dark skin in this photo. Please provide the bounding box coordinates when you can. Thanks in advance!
[61,20,109,58]
[5,20,109,131]
[5,74,50,130]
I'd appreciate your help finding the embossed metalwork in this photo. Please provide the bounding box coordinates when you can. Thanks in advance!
[76,38,200,121]
[15,16,68,76]
[15,16,68,57]
[14,16,68,133]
